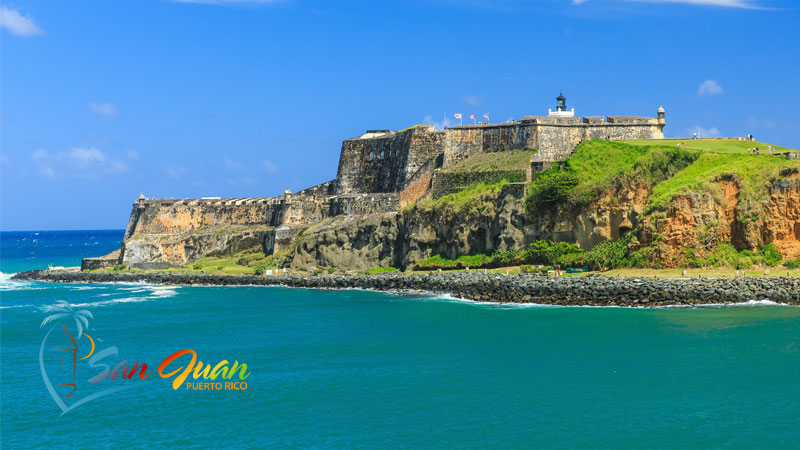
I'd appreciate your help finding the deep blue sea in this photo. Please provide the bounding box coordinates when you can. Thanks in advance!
[1,231,799,449]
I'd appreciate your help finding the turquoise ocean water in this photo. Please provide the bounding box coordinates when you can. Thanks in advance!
[1,231,799,448]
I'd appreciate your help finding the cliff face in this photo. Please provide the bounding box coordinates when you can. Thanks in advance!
[758,176,800,259]
[286,176,800,272]
[118,193,404,267]
[631,175,800,267]
[287,187,527,271]
[532,179,652,250]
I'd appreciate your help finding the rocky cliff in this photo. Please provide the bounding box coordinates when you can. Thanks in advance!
[99,139,800,273]
[286,172,800,272]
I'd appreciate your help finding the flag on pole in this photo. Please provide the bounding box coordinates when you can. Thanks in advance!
[483,113,489,120]
[454,113,463,126]
[469,114,476,124]
[454,113,462,119]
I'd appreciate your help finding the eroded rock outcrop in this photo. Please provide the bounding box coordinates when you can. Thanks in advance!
[288,186,527,271]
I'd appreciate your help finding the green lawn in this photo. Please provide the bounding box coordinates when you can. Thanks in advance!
[562,140,698,204]
[623,138,797,154]
[94,249,279,275]
[647,152,800,214]
[444,149,537,172]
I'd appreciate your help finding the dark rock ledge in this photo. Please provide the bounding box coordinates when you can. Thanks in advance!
[11,270,800,307]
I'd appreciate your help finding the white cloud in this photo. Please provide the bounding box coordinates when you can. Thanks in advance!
[263,159,279,173]
[223,156,243,170]
[126,149,140,160]
[687,125,721,138]
[0,7,44,36]
[89,102,118,117]
[462,95,481,107]
[165,166,190,180]
[423,114,459,130]
[577,0,769,8]
[697,79,724,96]
[747,116,777,130]
[30,147,128,180]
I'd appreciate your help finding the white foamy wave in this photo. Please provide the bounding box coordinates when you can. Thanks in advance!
[421,293,557,309]
[656,299,794,309]
[147,289,177,298]
[0,304,36,309]
[68,286,104,291]
[64,296,155,308]
[0,272,45,292]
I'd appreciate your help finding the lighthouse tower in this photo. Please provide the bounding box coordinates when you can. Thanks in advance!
[548,92,575,118]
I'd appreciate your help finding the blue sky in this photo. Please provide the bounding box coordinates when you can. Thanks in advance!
[1,0,798,230]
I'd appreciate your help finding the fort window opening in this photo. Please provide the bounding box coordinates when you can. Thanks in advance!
[380,151,385,160]
[368,152,375,161]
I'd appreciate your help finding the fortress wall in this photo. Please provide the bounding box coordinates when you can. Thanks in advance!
[296,180,336,197]
[404,129,446,186]
[443,128,484,166]
[335,126,443,195]
[431,170,526,199]
[125,198,288,237]
[443,124,535,167]
[328,193,400,216]
[535,122,665,162]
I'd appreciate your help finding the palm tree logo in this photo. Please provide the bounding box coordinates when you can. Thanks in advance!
[39,300,131,415]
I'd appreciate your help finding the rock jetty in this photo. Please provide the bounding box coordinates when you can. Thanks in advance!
[12,270,800,307]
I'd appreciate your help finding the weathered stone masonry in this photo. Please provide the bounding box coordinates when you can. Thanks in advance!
[105,103,667,268]
[334,109,666,196]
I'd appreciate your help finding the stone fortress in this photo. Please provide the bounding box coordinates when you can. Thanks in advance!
[336,93,665,195]
[90,94,666,270]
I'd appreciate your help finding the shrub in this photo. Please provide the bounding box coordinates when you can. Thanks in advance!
[522,240,583,267]
[693,241,786,269]
[584,238,629,271]
[785,258,800,269]
[312,269,324,275]
[365,267,400,274]
[759,243,783,267]
[192,262,202,270]
[112,264,128,272]
[327,267,336,274]
[525,163,579,213]
[490,248,522,266]
[519,265,534,273]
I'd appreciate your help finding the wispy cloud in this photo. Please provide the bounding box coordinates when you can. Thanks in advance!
[423,114,458,130]
[462,95,481,107]
[263,159,279,173]
[697,79,724,96]
[686,125,721,138]
[30,147,128,180]
[0,6,44,36]
[89,102,118,117]
[165,166,190,180]
[223,156,243,170]
[575,0,770,9]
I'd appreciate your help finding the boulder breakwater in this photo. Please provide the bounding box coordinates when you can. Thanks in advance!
[12,270,800,307]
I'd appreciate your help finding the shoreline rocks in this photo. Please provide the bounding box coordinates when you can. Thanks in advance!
[11,270,800,307]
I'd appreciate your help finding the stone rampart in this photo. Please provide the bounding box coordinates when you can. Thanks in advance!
[431,170,526,199]
[334,125,443,195]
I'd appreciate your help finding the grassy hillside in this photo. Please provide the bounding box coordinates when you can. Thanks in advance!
[647,152,799,215]
[443,149,537,172]
[525,141,698,210]
[526,139,799,213]
[623,138,797,154]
